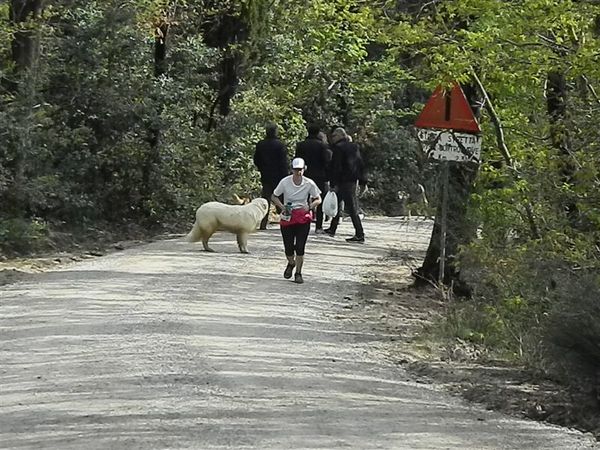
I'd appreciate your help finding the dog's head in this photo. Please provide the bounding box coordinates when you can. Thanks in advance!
[251,197,269,214]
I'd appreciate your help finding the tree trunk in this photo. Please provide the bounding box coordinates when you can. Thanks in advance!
[546,70,578,222]
[141,20,170,218]
[414,161,478,295]
[154,22,169,78]
[3,0,45,217]
[218,50,238,116]
[202,11,249,129]
[9,0,44,75]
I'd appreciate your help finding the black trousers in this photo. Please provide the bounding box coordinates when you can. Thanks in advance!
[280,222,311,256]
[328,181,364,238]
[312,178,329,230]
[260,182,281,229]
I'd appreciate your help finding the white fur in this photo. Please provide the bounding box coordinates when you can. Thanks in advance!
[185,198,269,253]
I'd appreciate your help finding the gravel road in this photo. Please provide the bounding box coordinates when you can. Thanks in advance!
[0,217,596,449]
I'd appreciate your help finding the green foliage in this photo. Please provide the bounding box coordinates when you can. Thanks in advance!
[0,218,48,254]
[370,0,600,380]
[362,113,434,213]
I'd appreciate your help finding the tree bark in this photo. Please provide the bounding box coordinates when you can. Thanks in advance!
[546,70,578,222]
[154,22,169,78]
[2,1,45,217]
[202,10,249,129]
[141,19,170,218]
[10,0,44,73]
[218,50,238,117]
[414,161,478,295]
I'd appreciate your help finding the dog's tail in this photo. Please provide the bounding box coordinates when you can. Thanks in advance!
[232,193,249,205]
[184,222,203,243]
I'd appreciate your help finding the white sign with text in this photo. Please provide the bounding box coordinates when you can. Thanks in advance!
[417,128,482,163]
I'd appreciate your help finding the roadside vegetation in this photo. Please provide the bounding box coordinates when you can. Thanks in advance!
[1,0,599,430]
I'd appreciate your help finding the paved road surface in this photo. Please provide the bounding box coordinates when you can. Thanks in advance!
[0,217,596,449]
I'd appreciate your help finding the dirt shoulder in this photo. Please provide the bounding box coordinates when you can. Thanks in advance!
[0,222,176,287]
[0,237,152,286]
[339,249,600,442]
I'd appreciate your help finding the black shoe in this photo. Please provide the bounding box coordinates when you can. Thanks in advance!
[323,228,335,237]
[294,273,304,284]
[284,263,295,279]
[346,236,364,243]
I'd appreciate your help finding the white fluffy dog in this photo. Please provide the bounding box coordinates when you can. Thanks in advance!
[185,198,269,253]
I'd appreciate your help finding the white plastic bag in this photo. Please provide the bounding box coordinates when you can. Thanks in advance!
[322,191,338,217]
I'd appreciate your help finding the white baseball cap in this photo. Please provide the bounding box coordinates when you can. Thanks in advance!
[292,157,305,169]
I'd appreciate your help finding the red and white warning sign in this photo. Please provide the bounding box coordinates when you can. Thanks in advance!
[415,83,482,163]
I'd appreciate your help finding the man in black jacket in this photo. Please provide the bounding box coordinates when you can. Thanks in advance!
[324,127,367,243]
[295,124,332,233]
[253,123,289,229]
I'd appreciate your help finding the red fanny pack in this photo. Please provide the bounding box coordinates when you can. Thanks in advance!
[280,208,313,227]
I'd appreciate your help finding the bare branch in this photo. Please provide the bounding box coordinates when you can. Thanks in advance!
[582,75,600,104]
[470,71,512,166]
[471,70,540,239]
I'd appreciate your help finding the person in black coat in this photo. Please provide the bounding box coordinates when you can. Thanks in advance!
[324,127,367,243]
[295,124,332,233]
[253,123,289,229]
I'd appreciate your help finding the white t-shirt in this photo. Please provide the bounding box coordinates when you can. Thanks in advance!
[273,175,321,209]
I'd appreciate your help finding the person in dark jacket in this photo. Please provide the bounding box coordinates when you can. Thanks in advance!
[295,124,332,233]
[324,127,367,243]
[253,123,289,229]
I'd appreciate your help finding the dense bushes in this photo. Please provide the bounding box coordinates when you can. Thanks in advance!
[1,3,375,253]
[0,218,48,254]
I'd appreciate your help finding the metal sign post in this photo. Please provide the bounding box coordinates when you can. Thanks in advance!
[438,161,449,284]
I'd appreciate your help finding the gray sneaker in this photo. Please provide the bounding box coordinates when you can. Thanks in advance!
[284,263,295,279]
[346,236,365,243]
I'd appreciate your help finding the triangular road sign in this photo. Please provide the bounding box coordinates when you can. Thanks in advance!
[415,83,481,133]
